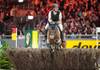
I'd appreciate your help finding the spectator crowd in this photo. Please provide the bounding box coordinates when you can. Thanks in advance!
[0,0,100,35]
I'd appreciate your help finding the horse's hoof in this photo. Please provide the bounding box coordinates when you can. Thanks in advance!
[50,49,54,53]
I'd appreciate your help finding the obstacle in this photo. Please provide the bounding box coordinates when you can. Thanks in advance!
[7,48,100,70]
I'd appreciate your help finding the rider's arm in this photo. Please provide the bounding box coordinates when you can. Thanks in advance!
[48,11,52,23]
[57,12,62,24]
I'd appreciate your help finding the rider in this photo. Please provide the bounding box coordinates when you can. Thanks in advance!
[45,3,65,42]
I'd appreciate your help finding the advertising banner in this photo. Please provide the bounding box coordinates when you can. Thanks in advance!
[32,31,38,48]
[11,28,17,41]
[66,40,100,48]
[25,30,38,48]
[25,30,32,48]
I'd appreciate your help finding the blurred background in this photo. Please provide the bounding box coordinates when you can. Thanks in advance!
[0,0,99,36]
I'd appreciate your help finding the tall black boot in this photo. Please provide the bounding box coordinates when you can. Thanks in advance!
[61,31,65,42]
[43,29,48,39]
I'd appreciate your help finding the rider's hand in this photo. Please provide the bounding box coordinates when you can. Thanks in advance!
[51,21,55,24]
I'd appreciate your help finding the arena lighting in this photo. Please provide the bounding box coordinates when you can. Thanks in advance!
[18,0,24,3]
[28,16,34,20]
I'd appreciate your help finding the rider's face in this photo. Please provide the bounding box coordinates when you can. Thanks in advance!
[54,7,58,12]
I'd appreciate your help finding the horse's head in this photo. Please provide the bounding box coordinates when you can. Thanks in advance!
[48,23,58,39]
[47,22,65,48]
[47,22,61,46]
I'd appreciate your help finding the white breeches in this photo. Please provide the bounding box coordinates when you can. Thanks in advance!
[45,23,63,31]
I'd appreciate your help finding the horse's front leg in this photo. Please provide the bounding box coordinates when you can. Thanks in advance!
[55,30,61,49]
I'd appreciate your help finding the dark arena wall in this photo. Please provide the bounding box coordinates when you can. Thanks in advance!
[7,48,100,70]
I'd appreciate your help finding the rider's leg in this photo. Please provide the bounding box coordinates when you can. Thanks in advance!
[58,23,65,42]
[45,23,49,44]
[44,23,49,35]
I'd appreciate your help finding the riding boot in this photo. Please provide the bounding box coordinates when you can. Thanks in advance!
[44,29,47,38]
[61,31,65,42]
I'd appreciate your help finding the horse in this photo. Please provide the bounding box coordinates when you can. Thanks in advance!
[47,22,65,52]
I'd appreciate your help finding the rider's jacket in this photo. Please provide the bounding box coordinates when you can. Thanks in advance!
[48,10,62,24]
[51,10,60,22]
[46,10,63,31]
